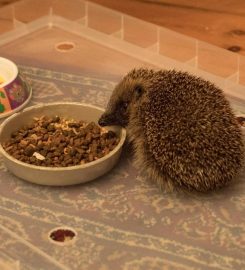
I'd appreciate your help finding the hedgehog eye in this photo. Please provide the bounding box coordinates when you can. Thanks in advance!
[134,84,144,99]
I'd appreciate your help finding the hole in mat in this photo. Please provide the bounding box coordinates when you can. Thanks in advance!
[49,227,77,244]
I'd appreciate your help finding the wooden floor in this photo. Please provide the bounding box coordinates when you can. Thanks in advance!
[0,0,245,56]
[0,0,17,7]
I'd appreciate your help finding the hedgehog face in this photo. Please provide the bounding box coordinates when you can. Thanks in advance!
[98,79,144,127]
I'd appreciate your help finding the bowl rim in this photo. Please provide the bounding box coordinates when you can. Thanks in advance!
[0,78,32,119]
[0,102,127,171]
[0,57,18,87]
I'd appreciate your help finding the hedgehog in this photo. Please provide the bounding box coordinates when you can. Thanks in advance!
[98,69,244,192]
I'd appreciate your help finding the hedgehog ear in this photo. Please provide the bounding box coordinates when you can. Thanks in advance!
[134,84,144,100]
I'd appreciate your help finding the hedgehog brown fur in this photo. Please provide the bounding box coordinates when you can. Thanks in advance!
[98,68,244,192]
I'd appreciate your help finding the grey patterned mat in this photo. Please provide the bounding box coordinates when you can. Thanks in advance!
[0,66,244,270]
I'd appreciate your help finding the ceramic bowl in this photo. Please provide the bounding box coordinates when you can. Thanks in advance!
[0,57,32,118]
[0,102,126,186]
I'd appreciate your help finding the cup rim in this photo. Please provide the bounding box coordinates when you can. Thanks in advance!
[0,57,18,88]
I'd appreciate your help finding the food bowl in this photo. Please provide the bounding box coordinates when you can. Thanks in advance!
[0,57,32,118]
[0,102,126,186]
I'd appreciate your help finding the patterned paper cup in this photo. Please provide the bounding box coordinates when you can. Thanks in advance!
[0,57,32,118]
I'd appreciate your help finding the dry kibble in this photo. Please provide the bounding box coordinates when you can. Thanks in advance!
[88,154,94,162]
[47,124,55,132]
[2,116,119,167]
[74,139,80,146]
[24,145,36,157]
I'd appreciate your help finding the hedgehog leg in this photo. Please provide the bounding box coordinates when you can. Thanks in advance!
[129,133,176,192]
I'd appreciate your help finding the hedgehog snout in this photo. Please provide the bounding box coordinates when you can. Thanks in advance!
[98,113,117,126]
